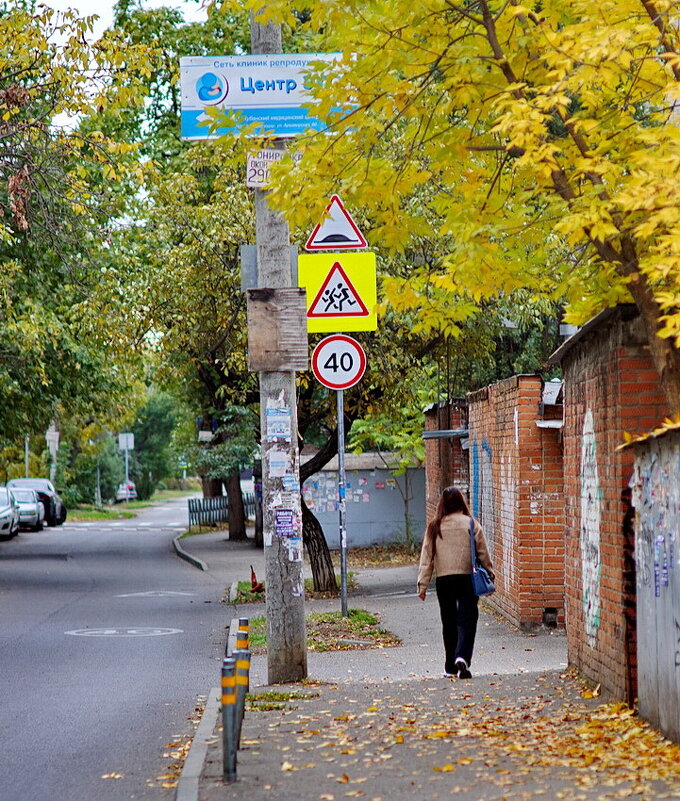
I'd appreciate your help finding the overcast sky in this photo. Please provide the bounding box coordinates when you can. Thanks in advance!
[44,0,207,39]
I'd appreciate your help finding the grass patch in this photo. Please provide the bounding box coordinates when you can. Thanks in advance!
[67,505,137,521]
[68,488,197,522]
[332,543,419,568]
[246,689,320,712]
[229,573,358,605]
[246,609,400,654]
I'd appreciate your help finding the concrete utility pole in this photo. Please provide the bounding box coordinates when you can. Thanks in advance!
[250,13,307,683]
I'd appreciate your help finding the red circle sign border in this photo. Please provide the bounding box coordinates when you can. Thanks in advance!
[311,335,367,390]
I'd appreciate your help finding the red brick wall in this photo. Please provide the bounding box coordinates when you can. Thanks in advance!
[561,308,668,700]
[467,376,565,629]
[423,401,469,523]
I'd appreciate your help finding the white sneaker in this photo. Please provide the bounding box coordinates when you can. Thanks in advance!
[454,658,471,679]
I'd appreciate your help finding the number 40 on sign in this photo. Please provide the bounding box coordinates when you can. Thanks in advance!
[311,335,367,390]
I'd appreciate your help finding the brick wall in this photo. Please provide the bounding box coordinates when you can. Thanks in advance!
[558,307,668,701]
[423,400,469,524]
[467,376,565,629]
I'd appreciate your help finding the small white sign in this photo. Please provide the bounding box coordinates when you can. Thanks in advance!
[118,432,134,451]
[246,149,302,188]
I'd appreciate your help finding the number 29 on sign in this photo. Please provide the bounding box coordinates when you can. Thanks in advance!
[311,335,367,390]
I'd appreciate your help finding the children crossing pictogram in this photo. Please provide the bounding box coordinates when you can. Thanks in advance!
[298,251,377,333]
[308,262,369,318]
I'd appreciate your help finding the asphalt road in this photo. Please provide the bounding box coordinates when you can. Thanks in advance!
[0,497,229,801]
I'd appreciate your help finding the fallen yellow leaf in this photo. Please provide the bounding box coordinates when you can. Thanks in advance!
[433,764,455,772]
[101,773,123,779]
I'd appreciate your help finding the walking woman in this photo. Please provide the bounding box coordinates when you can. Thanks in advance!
[417,486,494,678]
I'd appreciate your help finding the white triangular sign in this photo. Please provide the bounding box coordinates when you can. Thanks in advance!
[308,262,369,318]
[305,195,368,251]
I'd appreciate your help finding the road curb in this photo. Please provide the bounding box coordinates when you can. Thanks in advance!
[173,535,208,571]
[175,687,220,801]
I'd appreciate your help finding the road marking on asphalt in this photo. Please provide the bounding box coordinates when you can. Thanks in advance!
[116,590,196,598]
[65,627,183,637]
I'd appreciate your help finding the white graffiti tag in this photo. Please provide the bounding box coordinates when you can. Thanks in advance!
[580,409,601,647]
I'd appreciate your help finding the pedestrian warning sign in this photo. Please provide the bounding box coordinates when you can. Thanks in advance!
[308,262,369,319]
[305,195,368,251]
[298,252,377,333]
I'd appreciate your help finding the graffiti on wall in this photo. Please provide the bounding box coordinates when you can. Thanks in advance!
[481,440,494,557]
[471,439,495,559]
[580,408,602,647]
[632,434,679,596]
[500,454,516,588]
[472,440,480,518]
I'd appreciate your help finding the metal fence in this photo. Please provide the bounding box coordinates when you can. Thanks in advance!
[188,493,257,528]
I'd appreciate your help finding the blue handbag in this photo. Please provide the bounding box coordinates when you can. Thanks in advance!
[469,517,496,596]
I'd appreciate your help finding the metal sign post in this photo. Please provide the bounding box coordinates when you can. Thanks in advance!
[118,432,134,499]
[337,388,348,616]
[311,335,367,616]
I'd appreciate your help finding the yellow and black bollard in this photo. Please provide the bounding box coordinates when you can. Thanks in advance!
[233,649,251,748]
[221,657,237,782]
[236,618,249,652]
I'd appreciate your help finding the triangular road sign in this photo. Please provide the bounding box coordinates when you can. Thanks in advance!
[305,195,368,251]
[308,262,369,318]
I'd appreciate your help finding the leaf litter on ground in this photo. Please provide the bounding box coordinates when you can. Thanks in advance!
[214,672,680,801]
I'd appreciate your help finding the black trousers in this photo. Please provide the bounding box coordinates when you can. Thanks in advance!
[435,573,479,673]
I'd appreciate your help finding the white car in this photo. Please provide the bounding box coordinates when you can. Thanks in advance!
[115,482,137,502]
[10,488,45,531]
[0,488,20,539]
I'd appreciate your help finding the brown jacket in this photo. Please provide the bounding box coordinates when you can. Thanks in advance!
[417,512,493,593]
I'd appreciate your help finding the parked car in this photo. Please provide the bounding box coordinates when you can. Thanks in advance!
[115,481,137,502]
[10,488,45,531]
[0,487,20,539]
[6,478,66,527]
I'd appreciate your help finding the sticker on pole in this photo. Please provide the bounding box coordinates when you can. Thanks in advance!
[311,335,367,390]
[305,195,368,251]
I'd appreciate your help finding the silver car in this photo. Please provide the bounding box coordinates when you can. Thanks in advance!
[0,488,20,539]
[10,488,45,531]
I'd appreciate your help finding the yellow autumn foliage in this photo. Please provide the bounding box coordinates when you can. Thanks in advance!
[224,0,680,411]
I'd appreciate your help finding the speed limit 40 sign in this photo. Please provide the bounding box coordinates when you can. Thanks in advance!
[311,335,367,390]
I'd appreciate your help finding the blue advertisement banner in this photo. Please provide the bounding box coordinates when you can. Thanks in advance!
[179,53,339,139]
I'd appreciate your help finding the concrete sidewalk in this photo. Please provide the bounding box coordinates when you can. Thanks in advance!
[174,531,680,801]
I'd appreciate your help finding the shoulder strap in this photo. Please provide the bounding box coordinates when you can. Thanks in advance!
[469,516,477,570]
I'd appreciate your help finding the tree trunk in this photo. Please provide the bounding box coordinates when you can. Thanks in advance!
[225,473,247,541]
[302,496,337,593]
[299,431,342,593]
[202,476,223,498]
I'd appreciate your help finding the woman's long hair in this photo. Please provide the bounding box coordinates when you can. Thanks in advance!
[426,486,471,556]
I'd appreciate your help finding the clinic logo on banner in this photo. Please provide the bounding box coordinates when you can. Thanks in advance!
[195,72,229,105]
